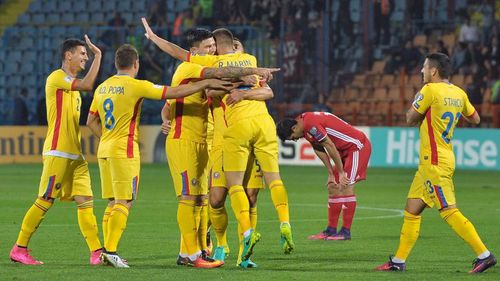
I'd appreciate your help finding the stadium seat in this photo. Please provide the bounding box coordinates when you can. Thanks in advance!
[372,87,387,101]
[442,33,455,50]
[46,13,60,23]
[20,62,35,74]
[369,61,386,74]
[32,13,45,25]
[413,35,427,47]
[8,50,22,62]
[103,1,115,11]
[379,74,395,87]
[88,0,103,13]
[17,14,30,25]
[132,1,146,12]
[116,0,132,12]
[91,12,105,24]
[451,75,465,88]
[351,74,365,88]
[27,0,42,12]
[58,0,72,12]
[408,74,421,87]
[73,0,86,12]
[76,12,90,23]
[42,1,57,12]
[387,86,401,102]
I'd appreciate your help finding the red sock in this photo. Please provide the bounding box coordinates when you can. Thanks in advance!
[342,196,357,230]
[328,196,343,229]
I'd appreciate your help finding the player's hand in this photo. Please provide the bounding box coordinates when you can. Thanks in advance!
[239,75,258,86]
[84,34,101,57]
[141,17,155,40]
[161,120,171,135]
[326,174,336,186]
[206,79,239,92]
[255,67,280,82]
[226,89,245,106]
[339,171,350,188]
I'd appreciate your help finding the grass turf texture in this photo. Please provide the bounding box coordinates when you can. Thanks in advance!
[0,164,498,280]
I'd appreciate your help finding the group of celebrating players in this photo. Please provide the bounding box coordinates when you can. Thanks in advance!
[8,17,496,274]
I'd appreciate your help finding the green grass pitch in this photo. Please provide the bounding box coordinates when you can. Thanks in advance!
[0,164,498,280]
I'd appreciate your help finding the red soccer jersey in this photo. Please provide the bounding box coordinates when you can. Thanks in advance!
[300,112,367,153]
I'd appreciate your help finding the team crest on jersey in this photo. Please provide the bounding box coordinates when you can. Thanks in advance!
[213,172,220,179]
[64,76,72,83]
[309,126,324,140]
[413,92,423,109]
[55,183,62,190]
[191,178,198,186]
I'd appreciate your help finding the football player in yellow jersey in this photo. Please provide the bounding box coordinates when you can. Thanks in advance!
[158,28,277,268]
[142,19,294,266]
[86,44,235,268]
[10,36,104,265]
[376,53,496,273]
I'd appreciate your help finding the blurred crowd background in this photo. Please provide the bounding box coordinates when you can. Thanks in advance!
[0,0,499,127]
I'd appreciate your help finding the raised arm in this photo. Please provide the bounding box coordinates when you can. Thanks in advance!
[73,35,102,91]
[142,17,189,61]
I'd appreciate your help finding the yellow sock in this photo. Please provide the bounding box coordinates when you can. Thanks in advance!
[229,185,251,233]
[197,199,209,251]
[237,222,244,261]
[77,200,102,252]
[209,205,228,247]
[177,199,199,256]
[269,180,289,223]
[102,205,113,246]
[105,203,129,252]
[16,198,53,247]
[394,211,421,261]
[250,206,258,230]
[180,237,188,256]
[440,208,488,256]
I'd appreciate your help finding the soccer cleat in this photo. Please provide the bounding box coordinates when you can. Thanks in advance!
[280,223,295,254]
[176,255,190,266]
[238,259,258,268]
[212,246,228,262]
[101,252,129,268]
[241,230,261,261]
[190,255,224,268]
[308,227,337,240]
[325,227,351,241]
[90,248,103,265]
[375,256,406,272]
[469,254,497,273]
[10,244,43,265]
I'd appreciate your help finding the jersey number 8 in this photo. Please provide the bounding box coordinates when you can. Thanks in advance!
[103,98,116,130]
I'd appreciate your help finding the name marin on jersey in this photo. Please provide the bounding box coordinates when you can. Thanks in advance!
[217,59,252,68]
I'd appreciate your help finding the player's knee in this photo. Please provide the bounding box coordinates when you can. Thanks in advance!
[245,189,259,207]
[74,195,93,205]
[209,196,224,208]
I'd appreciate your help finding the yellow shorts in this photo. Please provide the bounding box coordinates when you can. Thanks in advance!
[166,138,208,197]
[209,145,263,189]
[38,156,92,201]
[223,114,279,173]
[98,157,140,200]
[407,164,456,209]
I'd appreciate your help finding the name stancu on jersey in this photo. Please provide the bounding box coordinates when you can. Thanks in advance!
[98,86,125,95]
[443,98,463,107]
[217,60,252,68]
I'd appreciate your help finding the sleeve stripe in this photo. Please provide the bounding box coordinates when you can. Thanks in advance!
[186,52,191,62]
[200,67,206,79]
[466,109,476,118]
[70,78,78,91]
[89,110,99,116]
[161,86,168,99]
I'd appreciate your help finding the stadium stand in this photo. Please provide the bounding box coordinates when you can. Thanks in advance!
[0,0,498,127]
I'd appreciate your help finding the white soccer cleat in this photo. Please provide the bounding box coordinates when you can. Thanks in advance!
[101,252,129,268]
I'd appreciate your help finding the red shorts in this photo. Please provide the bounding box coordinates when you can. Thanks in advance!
[333,139,371,185]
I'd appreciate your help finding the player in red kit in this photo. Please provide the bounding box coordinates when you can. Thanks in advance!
[277,112,371,240]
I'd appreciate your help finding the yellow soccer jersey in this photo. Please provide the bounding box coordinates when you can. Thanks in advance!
[208,95,228,146]
[43,69,83,159]
[412,82,476,167]
[167,62,208,143]
[188,53,269,126]
[90,75,167,158]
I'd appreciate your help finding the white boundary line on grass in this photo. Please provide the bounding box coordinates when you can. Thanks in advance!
[2,205,403,227]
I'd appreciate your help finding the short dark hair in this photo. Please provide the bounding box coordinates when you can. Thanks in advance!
[60,39,85,61]
[276,119,297,141]
[213,28,234,48]
[183,28,213,48]
[426,52,452,79]
[115,44,138,70]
